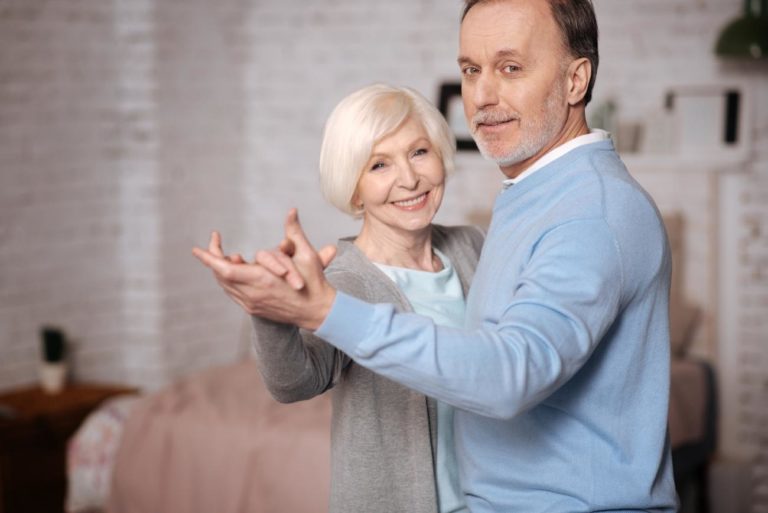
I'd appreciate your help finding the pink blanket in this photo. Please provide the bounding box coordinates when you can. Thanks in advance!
[107,361,331,513]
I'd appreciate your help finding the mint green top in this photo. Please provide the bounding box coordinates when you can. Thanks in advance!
[375,249,469,513]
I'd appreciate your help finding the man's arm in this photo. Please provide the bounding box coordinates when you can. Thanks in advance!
[193,210,623,421]
[313,219,625,419]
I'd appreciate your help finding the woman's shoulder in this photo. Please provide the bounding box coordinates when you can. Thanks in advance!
[431,224,485,255]
[324,238,395,301]
[325,240,365,279]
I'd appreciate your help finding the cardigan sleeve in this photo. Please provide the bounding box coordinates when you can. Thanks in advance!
[250,270,367,403]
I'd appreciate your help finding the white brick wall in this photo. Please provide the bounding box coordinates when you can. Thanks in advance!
[1,0,128,387]
[1,0,766,505]
[0,0,252,390]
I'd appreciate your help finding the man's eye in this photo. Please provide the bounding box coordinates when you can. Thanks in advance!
[462,66,479,76]
[503,65,521,73]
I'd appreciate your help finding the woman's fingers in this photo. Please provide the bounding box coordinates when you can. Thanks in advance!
[318,244,337,268]
[283,209,316,256]
[254,249,289,276]
[279,238,295,257]
[256,248,305,290]
[229,253,246,264]
[208,231,225,257]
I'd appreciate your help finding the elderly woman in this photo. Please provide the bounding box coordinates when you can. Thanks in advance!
[200,84,483,513]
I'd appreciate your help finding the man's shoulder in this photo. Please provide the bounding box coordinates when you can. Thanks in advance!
[554,149,660,224]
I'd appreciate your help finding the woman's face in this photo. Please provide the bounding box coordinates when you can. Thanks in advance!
[354,116,446,237]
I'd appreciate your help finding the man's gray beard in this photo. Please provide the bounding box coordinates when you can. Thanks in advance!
[475,129,547,167]
[472,86,566,168]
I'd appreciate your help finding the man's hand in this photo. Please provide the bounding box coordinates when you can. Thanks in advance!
[191,209,337,331]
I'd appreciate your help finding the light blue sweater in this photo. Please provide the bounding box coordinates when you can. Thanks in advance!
[316,139,678,512]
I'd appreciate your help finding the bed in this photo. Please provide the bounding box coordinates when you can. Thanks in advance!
[66,359,331,513]
[66,357,716,513]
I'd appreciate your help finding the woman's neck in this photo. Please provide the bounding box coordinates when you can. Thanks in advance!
[354,223,441,272]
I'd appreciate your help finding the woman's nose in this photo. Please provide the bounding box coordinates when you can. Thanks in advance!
[398,162,419,189]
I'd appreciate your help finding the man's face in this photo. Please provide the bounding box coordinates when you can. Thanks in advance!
[459,0,570,173]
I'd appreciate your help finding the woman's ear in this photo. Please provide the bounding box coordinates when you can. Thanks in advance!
[351,192,363,210]
[566,57,590,106]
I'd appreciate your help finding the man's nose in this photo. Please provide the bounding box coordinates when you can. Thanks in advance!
[471,73,499,109]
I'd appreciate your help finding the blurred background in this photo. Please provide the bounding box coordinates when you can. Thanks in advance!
[0,0,766,511]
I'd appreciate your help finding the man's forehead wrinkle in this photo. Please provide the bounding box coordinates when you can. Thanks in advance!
[460,9,540,52]
[460,32,533,62]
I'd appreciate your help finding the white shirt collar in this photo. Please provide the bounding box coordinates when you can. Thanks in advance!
[502,129,610,188]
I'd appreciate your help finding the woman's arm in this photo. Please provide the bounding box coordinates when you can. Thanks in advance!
[250,267,373,403]
[251,316,349,403]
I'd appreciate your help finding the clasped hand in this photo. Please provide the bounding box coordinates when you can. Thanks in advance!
[191,208,337,331]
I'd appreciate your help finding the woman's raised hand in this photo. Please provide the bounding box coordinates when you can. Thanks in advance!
[192,209,337,330]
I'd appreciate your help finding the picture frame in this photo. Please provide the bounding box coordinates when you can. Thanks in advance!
[663,84,748,158]
[437,82,478,151]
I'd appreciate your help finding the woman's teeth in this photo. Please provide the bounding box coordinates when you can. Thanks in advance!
[394,193,426,207]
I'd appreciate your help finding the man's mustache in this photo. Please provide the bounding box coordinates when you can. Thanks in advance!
[471,110,519,131]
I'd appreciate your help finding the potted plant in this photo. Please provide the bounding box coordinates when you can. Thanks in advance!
[40,326,67,394]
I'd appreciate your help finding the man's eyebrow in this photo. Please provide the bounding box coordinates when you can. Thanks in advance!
[457,48,523,66]
[495,48,523,60]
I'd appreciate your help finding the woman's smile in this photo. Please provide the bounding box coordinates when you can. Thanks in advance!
[392,191,430,210]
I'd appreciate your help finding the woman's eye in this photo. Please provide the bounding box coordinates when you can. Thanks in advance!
[413,148,428,157]
[370,162,386,171]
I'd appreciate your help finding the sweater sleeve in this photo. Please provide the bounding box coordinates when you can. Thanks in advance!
[250,318,347,403]
[315,219,624,419]
[250,270,363,403]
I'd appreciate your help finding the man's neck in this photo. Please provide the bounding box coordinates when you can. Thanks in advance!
[500,114,590,179]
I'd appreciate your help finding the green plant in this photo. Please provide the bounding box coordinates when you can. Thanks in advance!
[41,327,66,363]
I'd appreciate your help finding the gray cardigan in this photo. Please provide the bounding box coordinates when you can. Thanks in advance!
[251,224,484,513]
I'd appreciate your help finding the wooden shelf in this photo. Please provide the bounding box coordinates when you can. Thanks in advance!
[0,383,137,513]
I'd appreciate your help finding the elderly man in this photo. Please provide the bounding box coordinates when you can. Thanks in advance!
[194,0,678,510]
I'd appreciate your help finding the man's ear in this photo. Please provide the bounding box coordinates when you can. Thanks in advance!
[566,57,590,106]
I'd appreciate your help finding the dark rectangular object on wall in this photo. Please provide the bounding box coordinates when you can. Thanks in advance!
[664,85,742,152]
[724,90,740,145]
[437,82,478,151]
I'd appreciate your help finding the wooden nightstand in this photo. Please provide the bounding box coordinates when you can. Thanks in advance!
[0,383,137,513]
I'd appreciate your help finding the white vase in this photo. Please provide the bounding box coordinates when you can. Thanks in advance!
[39,362,67,394]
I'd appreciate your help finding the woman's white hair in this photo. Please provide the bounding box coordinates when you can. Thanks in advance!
[319,83,456,217]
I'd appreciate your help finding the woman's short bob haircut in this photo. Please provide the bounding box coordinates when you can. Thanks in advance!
[319,83,456,218]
